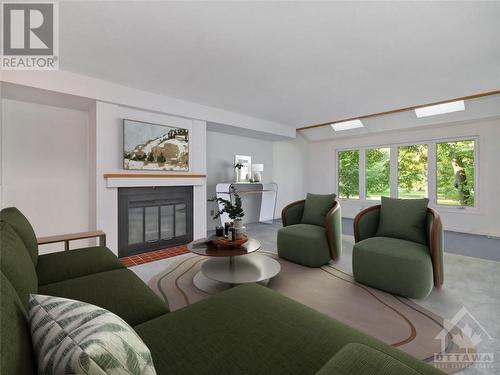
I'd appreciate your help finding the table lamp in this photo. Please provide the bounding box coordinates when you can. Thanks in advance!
[252,164,264,182]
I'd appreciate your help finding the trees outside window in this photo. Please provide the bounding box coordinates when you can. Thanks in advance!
[437,140,475,206]
[398,144,428,199]
[338,150,359,199]
[366,148,390,200]
[337,138,476,208]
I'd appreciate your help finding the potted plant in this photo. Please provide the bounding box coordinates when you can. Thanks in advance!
[208,186,244,230]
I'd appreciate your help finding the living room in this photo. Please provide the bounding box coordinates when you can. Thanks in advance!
[1,2,499,375]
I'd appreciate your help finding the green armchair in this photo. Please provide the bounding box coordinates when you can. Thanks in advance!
[352,204,443,299]
[277,196,342,267]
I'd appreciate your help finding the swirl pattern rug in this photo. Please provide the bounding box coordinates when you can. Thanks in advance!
[149,251,472,373]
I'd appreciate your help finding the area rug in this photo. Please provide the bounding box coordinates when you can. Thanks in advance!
[149,251,473,373]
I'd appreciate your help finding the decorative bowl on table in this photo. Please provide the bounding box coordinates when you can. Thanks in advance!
[208,235,248,248]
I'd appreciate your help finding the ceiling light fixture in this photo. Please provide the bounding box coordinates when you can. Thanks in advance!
[330,119,364,131]
[414,100,465,118]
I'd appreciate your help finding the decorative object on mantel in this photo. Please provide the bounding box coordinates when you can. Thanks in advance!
[208,186,245,239]
[234,155,251,182]
[123,119,189,171]
[252,164,264,182]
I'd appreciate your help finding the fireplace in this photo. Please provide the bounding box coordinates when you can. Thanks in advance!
[118,186,193,257]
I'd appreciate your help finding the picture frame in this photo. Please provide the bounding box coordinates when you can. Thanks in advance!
[123,119,189,171]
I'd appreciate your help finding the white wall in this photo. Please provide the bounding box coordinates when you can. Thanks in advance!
[273,132,309,215]
[206,130,274,228]
[1,99,92,253]
[307,119,500,237]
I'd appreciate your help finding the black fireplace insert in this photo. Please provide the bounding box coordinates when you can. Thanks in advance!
[118,186,193,257]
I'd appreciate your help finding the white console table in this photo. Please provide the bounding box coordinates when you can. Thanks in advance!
[215,182,278,225]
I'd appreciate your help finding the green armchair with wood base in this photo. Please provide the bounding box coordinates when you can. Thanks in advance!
[278,194,342,267]
[352,198,444,299]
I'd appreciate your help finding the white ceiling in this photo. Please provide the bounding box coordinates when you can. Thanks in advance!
[301,94,500,141]
[59,1,500,129]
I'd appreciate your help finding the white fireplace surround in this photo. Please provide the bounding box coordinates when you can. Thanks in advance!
[95,102,207,255]
[102,176,206,255]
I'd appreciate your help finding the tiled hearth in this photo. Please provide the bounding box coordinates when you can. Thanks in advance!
[120,245,189,267]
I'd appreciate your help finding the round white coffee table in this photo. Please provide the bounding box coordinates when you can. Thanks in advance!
[188,237,281,293]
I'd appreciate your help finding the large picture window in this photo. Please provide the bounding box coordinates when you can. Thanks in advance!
[365,148,390,200]
[336,137,477,208]
[436,140,475,206]
[338,150,359,199]
[397,144,428,199]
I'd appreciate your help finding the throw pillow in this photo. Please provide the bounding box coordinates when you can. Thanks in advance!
[376,197,429,244]
[28,294,157,375]
[301,193,337,227]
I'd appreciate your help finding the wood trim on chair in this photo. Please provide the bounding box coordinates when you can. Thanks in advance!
[428,207,443,289]
[353,205,381,243]
[37,230,107,250]
[325,201,341,261]
[281,199,305,227]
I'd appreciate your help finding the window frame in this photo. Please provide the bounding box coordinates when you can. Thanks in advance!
[396,142,430,200]
[335,135,479,211]
[434,137,478,209]
[364,146,391,201]
[337,149,361,200]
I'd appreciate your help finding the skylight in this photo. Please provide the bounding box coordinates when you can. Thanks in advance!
[330,119,364,131]
[414,100,465,118]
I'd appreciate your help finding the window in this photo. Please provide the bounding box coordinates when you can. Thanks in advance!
[338,150,359,199]
[436,140,475,206]
[365,148,390,200]
[398,144,428,199]
[336,137,477,208]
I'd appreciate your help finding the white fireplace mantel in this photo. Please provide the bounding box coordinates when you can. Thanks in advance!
[100,172,207,254]
[104,173,206,188]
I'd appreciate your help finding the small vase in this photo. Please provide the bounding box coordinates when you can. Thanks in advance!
[233,218,243,230]
[235,168,241,182]
[234,226,246,240]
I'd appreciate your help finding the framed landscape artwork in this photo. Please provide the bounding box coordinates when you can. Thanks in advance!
[123,119,189,171]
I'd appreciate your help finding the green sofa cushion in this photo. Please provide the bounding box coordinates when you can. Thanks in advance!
[301,193,336,227]
[376,197,429,245]
[0,222,38,307]
[277,224,331,267]
[353,237,433,299]
[0,272,36,375]
[37,246,125,286]
[316,343,423,375]
[134,284,443,375]
[38,268,169,326]
[0,207,39,266]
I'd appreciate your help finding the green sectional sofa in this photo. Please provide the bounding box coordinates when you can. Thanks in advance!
[0,207,443,375]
